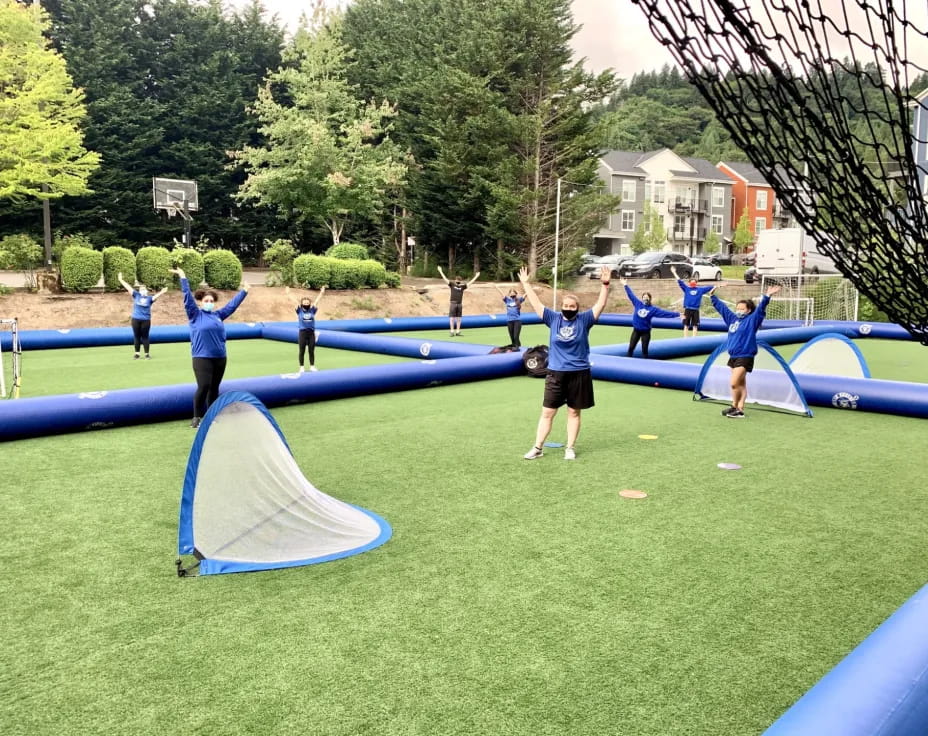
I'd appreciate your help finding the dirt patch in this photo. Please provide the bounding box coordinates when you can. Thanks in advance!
[0,278,558,331]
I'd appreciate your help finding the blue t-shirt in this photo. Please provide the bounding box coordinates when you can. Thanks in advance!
[677,280,715,310]
[542,307,596,371]
[180,278,248,358]
[503,296,525,321]
[131,291,153,321]
[296,305,317,330]
[711,294,770,358]
[625,286,679,331]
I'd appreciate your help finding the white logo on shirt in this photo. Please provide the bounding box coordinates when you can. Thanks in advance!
[729,322,741,333]
[637,308,649,318]
[689,290,698,295]
[558,325,576,341]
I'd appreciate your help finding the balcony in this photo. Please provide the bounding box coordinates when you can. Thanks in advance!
[671,197,708,213]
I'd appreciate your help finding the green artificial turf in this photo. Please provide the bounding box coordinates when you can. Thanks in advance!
[3,367,928,735]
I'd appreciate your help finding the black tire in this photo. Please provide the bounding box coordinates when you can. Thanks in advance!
[649,269,660,279]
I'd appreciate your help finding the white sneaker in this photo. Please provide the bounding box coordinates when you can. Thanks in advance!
[309,366,318,372]
[564,447,576,461]
[523,446,544,460]
[299,366,305,373]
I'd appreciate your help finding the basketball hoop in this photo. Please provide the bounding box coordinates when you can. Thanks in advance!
[167,206,178,218]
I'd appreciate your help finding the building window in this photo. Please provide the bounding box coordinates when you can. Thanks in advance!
[653,180,666,204]
[711,214,723,234]
[621,210,635,231]
[644,180,651,202]
[673,214,687,236]
[621,180,636,202]
[712,186,724,208]
[754,217,766,234]
[756,190,768,210]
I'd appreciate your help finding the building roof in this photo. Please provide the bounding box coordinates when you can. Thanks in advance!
[600,149,733,183]
[718,161,770,186]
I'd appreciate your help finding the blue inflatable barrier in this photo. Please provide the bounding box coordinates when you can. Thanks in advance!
[763,582,928,735]
[311,313,543,333]
[0,352,525,441]
[7,322,263,351]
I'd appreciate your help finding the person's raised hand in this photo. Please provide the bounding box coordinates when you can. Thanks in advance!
[766,284,781,296]
[518,266,530,284]
[600,266,610,283]
[169,267,185,279]
[620,277,628,287]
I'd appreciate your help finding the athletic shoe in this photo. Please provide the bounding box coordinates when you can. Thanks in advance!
[456,331,462,336]
[133,354,140,360]
[523,446,544,460]
[728,409,745,419]
[299,366,305,373]
[144,355,151,360]
[309,366,318,372]
[190,417,201,428]
[564,447,576,461]
[450,332,455,337]
[721,406,736,417]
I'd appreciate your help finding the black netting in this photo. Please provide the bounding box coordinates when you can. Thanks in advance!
[631,0,928,343]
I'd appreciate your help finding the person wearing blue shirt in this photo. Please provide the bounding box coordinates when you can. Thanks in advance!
[518,264,611,461]
[710,283,780,418]
[620,279,681,359]
[671,265,715,337]
[494,284,527,347]
[286,285,327,373]
[117,272,167,360]
[169,267,249,428]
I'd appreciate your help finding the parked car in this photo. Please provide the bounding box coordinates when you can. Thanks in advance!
[619,251,693,279]
[580,254,631,278]
[707,252,732,266]
[744,265,758,284]
[689,258,723,281]
[732,251,756,266]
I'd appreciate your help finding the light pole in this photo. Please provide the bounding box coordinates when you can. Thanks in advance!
[32,0,53,269]
[553,177,561,310]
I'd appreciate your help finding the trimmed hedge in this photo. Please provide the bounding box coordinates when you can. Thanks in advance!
[203,249,242,289]
[325,242,369,260]
[293,254,392,289]
[293,254,331,289]
[102,246,135,291]
[171,248,205,288]
[383,271,401,288]
[61,246,103,292]
[53,233,95,265]
[136,246,172,289]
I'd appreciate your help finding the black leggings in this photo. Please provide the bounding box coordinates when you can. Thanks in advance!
[627,328,651,358]
[131,318,151,354]
[192,357,227,419]
[299,329,316,367]
[507,320,522,347]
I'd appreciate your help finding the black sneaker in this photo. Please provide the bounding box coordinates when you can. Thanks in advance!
[144,354,151,360]
[190,417,201,428]
[721,406,736,417]
[133,354,140,360]
[729,409,745,418]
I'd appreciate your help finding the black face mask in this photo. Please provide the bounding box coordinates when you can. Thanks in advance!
[561,308,578,320]
[643,298,651,305]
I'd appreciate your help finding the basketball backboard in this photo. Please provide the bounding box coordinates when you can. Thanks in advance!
[153,177,199,212]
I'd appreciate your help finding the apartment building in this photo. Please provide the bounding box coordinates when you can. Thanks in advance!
[717,160,796,238]
[595,149,734,257]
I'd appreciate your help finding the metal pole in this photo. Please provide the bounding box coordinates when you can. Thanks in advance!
[33,0,53,269]
[553,177,561,310]
[184,200,191,248]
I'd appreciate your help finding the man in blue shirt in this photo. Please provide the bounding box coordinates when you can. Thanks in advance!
[518,264,611,460]
[671,265,715,337]
[710,283,780,417]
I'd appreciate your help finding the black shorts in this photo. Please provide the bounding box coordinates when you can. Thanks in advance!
[449,302,463,318]
[727,357,755,372]
[543,369,595,410]
[683,308,700,328]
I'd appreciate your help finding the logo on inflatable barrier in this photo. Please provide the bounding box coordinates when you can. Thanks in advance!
[526,356,540,370]
[831,392,859,410]
[280,372,302,380]
[384,317,393,324]
[78,391,108,400]
[419,342,432,357]
[85,421,115,430]
[57,329,71,334]
[859,324,872,335]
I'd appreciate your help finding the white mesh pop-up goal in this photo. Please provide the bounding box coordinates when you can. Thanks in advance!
[177,391,391,576]
[789,333,871,379]
[694,341,813,416]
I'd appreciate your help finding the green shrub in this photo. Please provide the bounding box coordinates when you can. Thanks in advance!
[136,246,172,289]
[102,246,135,291]
[293,254,331,289]
[383,271,401,288]
[858,294,890,323]
[53,232,94,265]
[325,242,369,260]
[0,234,43,289]
[0,250,10,270]
[358,259,387,288]
[171,248,205,288]
[327,258,354,289]
[60,246,103,292]
[203,249,242,289]
[263,239,297,286]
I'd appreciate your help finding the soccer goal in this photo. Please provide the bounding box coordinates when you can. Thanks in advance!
[761,275,859,323]
[0,318,22,399]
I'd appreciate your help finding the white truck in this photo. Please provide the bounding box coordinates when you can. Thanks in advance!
[754,228,840,276]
